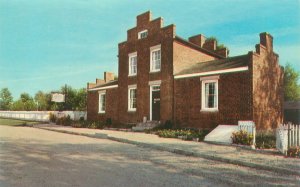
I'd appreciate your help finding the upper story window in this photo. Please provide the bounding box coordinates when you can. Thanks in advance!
[150,44,161,72]
[201,79,218,111]
[98,91,106,113]
[128,86,137,112]
[128,52,137,76]
[138,30,148,39]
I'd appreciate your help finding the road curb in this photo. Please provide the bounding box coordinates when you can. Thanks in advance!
[35,126,299,176]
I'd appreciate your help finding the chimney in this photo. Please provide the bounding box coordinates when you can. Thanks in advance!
[260,32,273,52]
[96,79,105,85]
[104,72,114,83]
[188,34,206,47]
[87,82,96,89]
[203,39,216,51]
[215,48,229,58]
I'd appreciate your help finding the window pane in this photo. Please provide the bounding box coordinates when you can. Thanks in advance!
[204,82,216,108]
[130,89,137,109]
[151,50,161,71]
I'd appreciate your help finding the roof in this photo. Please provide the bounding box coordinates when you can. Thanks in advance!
[175,54,249,76]
[89,80,118,91]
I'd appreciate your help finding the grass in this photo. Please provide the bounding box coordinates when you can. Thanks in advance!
[0,118,40,126]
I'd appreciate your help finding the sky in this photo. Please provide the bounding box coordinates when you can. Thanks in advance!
[0,0,299,99]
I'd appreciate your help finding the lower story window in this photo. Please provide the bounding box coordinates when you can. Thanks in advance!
[201,80,218,111]
[128,88,137,111]
[98,92,106,113]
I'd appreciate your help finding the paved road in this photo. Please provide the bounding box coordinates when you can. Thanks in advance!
[0,126,298,187]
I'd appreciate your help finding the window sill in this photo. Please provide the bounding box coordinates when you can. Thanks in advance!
[200,109,218,112]
[98,111,105,114]
[128,74,137,77]
[150,70,161,73]
[128,109,136,112]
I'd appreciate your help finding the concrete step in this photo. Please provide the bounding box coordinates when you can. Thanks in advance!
[204,125,238,144]
[132,121,159,131]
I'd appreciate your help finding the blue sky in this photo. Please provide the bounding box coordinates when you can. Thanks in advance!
[0,0,299,99]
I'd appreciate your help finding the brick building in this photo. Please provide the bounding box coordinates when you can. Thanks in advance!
[87,11,283,130]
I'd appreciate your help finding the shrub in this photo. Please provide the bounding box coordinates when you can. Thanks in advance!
[287,146,300,158]
[156,129,209,141]
[256,131,276,149]
[231,130,253,145]
[49,113,56,123]
[56,115,72,126]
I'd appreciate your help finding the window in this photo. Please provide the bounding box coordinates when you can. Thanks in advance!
[128,52,137,76]
[150,45,161,72]
[128,87,137,111]
[98,92,106,113]
[138,30,148,39]
[201,80,218,111]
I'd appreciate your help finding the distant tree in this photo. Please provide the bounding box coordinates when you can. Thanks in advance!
[0,88,13,110]
[34,91,51,111]
[11,93,36,111]
[284,63,300,101]
[60,86,86,111]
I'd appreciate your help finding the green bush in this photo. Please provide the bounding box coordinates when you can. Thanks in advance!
[157,129,209,141]
[256,131,276,149]
[287,146,300,158]
[231,130,253,145]
[55,115,72,126]
[49,113,56,123]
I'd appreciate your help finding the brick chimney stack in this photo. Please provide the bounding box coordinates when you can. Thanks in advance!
[203,39,216,51]
[260,32,273,52]
[188,34,206,48]
[104,72,114,83]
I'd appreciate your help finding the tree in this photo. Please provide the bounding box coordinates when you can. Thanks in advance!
[34,91,51,111]
[11,93,36,111]
[0,88,13,110]
[284,63,300,101]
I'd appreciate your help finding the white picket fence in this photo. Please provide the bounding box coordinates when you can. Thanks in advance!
[0,111,86,122]
[238,121,256,146]
[276,124,300,154]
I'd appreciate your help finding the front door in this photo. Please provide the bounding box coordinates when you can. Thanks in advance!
[151,86,160,121]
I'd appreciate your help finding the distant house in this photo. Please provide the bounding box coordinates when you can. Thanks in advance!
[284,101,300,124]
[87,11,283,130]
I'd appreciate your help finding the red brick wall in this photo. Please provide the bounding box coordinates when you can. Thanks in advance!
[250,34,284,130]
[87,88,119,123]
[173,41,217,74]
[174,71,252,129]
[117,12,175,124]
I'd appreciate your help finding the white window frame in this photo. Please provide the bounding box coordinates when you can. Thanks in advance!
[150,44,161,73]
[98,91,106,113]
[201,79,218,112]
[128,85,137,112]
[128,52,137,76]
[138,29,148,39]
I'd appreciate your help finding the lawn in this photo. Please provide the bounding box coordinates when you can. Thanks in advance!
[0,118,40,126]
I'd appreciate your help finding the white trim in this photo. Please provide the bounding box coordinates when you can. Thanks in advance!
[201,79,218,112]
[88,85,118,91]
[98,92,106,114]
[200,75,220,81]
[138,29,148,39]
[149,84,161,121]
[148,80,162,86]
[128,86,137,112]
[98,90,106,94]
[174,67,249,79]
[150,44,161,73]
[128,84,137,88]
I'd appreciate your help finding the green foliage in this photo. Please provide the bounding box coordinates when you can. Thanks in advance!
[284,63,300,101]
[0,88,13,110]
[49,113,56,123]
[256,131,276,149]
[61,86,87,111]
[11,92,36,111]
[35,91,52,111]
[287,146,300,158]
[231,130,253,145]
[157,129,209,141]
[55,115,72,126]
